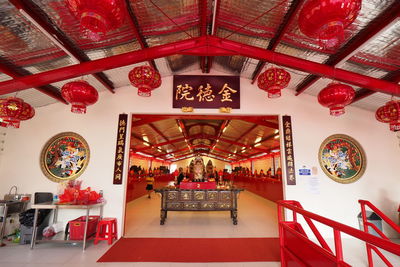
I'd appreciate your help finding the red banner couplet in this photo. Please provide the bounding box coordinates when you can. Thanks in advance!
[113,114,128,185]
[282,115,296,185]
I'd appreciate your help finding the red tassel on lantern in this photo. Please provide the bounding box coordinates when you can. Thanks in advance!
[376,100,400,131]
[257,67,291,98]
[298,0,362,48]
[61,81,99,114]
[128,66,162,97]
[318,83,355,116]
[66,0,126,41]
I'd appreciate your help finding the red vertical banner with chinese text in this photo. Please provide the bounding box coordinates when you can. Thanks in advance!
[282,115,296,185]
[113,114,128,185]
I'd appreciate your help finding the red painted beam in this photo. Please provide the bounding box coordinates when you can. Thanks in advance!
[0,60,67,104]
[148,123,176,149]
[131,117,166,127]
[352,69,400,103]
[225,124,258,151]
[251,0,305,84]
[205,36,400,95]
[1,36,399,96]
[134,136,187,152]
[9,0,115,94]
[295,1,400,96]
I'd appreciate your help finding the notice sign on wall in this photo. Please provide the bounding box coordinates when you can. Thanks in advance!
[283,115,296,185]
[173,75,240,109]
[113,114,128,185]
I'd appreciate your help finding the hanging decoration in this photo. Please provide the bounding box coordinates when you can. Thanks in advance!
[298,0,362,48]
[128,65,162,97]
[65,0,126,41]
[257,67,291,98]
[61,80,99,114]
[375,100,400,132]
[318,83,355,116]
[0,97,35,128]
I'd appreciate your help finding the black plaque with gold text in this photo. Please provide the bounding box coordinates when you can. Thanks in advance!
[282,115,296,185]
[113,114,128,185]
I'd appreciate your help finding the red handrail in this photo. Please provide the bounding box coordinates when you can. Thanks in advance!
[278,200,400,266]
[359,199,400,267]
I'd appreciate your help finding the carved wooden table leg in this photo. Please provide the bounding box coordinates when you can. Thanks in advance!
[160,210,167,225]
[232,210,238,225]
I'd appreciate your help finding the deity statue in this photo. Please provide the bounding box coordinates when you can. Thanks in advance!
[193,156,205,181]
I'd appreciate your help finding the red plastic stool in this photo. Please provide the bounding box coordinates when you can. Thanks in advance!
[94,218,117,245]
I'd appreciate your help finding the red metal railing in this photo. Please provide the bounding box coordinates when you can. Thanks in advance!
[359,200,400,267]
[278,200,400,266]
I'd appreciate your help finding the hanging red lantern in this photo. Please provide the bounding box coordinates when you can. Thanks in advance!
[318,83,355,116]
[375,100,400,131]
[298,0,362,48]
[61,80,99,114]
[257,67,291,98]
[0,97,35,128]
[128,66,162,97]
[66,0,125,41]
[18,102,35,121]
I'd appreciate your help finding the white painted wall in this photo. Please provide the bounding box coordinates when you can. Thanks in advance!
[1,69,399,238]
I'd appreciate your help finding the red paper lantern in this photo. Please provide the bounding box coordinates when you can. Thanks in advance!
[375,100,400,131]
[298,0,361,48]
[0,97,35,128]
[61,80,99,114]
[128,66,162,97]
[257,67,291,98]
[318,83,355,116]
[66,0,125,41]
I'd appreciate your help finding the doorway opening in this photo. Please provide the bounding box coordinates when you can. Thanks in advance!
[123,114,284,238]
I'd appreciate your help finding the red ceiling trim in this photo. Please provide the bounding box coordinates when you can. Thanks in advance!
[131,117,166,127]
[134,136,187,152]
[1,36,399,96]
[225,123,258,151]
[295,1,400,96]
[148,123,176,149]
[241,118,279,129]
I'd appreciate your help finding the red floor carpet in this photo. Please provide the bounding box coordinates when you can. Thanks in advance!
[98,237,280,262]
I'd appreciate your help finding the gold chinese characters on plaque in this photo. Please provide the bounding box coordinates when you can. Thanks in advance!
[173,75,240,109]
[113,114,128,184]
[282,115,296,185]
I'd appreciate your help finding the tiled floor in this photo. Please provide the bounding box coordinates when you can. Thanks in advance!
[124,190,279,238]
[0,191,398,266]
